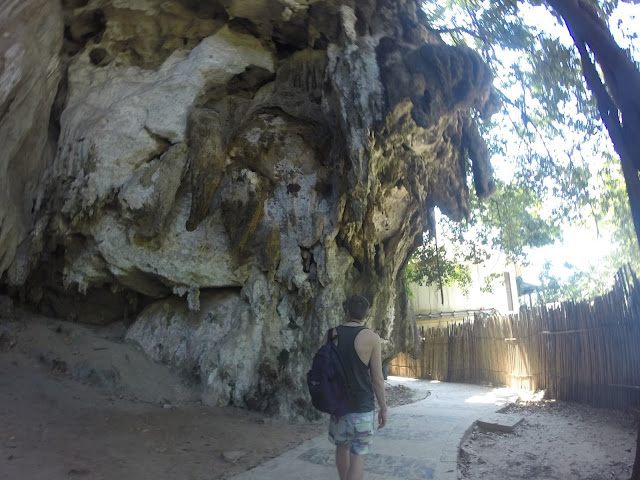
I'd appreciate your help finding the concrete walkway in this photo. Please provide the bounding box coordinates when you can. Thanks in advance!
[229,378,520,480]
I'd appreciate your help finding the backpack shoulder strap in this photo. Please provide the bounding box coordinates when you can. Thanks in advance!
[327,327,338,343]
[328,326,353,404]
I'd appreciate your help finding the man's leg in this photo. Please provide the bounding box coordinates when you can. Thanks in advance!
[335,443,350,480]
[347,452,365,480]
[346,411,374,480]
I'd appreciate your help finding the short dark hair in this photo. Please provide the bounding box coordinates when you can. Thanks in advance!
[345,295,370,320]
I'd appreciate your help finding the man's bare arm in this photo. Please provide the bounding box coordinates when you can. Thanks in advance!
[369,333,387,428]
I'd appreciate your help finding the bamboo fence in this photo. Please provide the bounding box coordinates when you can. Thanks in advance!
[390,269,640,409]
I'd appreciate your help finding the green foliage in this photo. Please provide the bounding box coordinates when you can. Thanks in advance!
[411,0,640,302]
[469,180,562,261]
[595,155,640,272]
[480,272,504,294]
[536,156,640,303]
[406,241,474,294]
[537,260,615,303]
[407,179,560,291]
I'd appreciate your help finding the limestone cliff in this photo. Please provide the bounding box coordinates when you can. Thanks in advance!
[0,0,498,417]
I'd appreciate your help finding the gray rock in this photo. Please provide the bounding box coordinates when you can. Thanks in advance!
[222,450,247,463]
[0,0,498,418]
[0,0,63,283]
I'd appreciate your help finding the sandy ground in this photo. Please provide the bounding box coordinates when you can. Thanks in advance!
[459,400,638,480]
[0,308,425,480]
[0,316,323,480]
[0,306,637,480]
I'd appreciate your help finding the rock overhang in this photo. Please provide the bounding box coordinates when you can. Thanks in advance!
[0,0,498,418]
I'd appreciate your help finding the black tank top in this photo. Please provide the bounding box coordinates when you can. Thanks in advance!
[335,325,375,413]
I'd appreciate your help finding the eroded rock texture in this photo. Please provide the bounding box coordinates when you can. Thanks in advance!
[0,0,63,284]
[0,0,498,417]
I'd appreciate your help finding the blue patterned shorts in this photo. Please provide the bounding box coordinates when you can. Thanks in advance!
[328,411,375,455]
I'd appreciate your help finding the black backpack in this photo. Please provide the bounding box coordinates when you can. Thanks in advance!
[306,328,351,416]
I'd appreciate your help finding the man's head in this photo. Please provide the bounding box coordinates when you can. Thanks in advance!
[344,295,370,321]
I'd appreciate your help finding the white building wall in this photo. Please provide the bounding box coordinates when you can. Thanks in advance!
[410,255,519,316]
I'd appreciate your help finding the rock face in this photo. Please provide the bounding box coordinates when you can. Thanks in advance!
[0,0,498,417]
[0,0,63,284]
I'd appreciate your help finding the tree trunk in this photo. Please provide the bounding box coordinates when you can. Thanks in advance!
[546,0,640,167]
[546,0,640,246]
[570,34,640,252]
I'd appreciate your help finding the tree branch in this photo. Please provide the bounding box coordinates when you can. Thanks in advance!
[547,0,640,169]
[431,26,484,40]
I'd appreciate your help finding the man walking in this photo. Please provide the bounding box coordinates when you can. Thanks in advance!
[327,295,387,480]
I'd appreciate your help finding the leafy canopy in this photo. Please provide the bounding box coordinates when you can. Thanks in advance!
[408,0,640,302]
